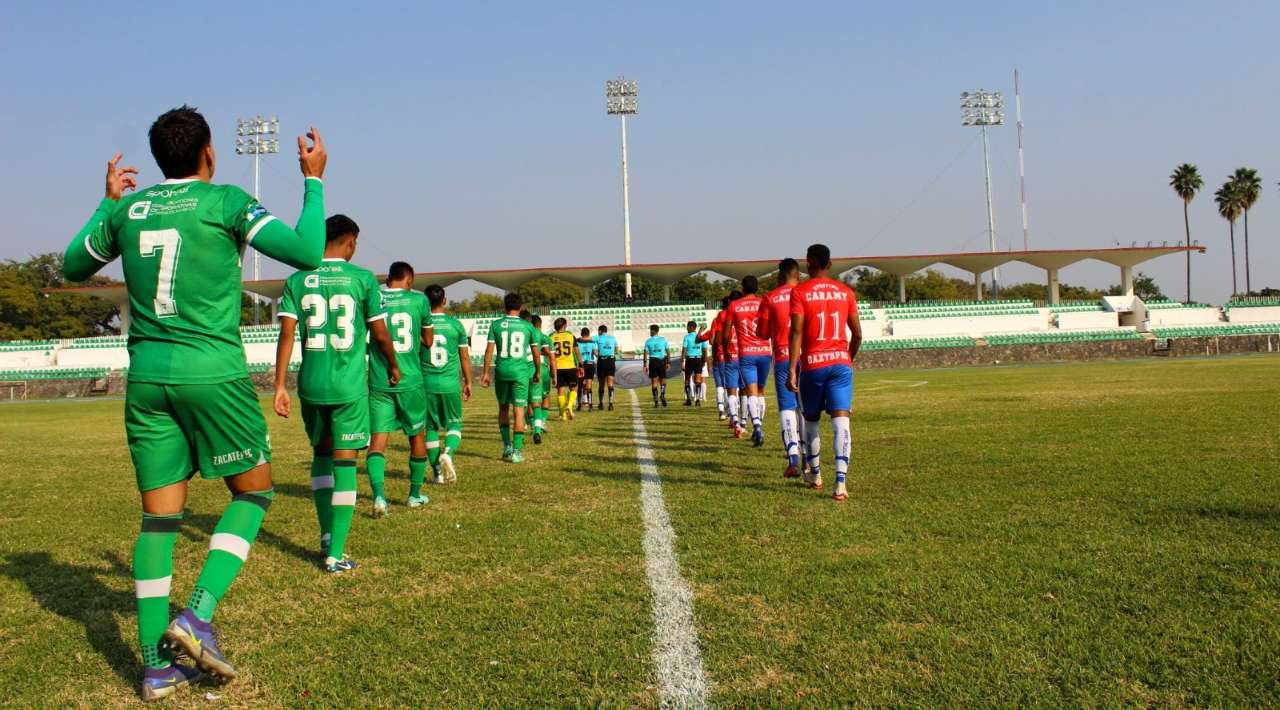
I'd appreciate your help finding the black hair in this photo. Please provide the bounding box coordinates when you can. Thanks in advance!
[729,289,743,302]
[504,293,523,312]
[531,315,542,326]
[778,257,800,279]
[806,243,832,269]
[149,105,211,179]
[598,325,608,333]
[554,317,567,330]
[687,320,697,330]
[719,296,730,309]
[580,327,590,336]
[650,324,660,334]
[742,275,759,294]
[388,261,414,282]
[326,214,359,243]
[426,284,446,307]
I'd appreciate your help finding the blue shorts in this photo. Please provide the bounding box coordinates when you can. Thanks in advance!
[712,362,724,386]
[739,354,772,389]
[773,359,798,410]
[721,359,741,390]
[799,364,853,417]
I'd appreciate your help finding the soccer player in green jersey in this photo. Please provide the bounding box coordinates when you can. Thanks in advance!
[61,106,327,700]
[273,215,400,574]
[421,284,472,486]
[481,293,540,463]
[366,261,433,514]
[522,313,554,443]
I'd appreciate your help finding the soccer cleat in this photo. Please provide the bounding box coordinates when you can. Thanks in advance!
[733,426,744,439]
[164,609,236,680]
[439,452,458,483]
[501,446,514,462]
[533,432,542,445]
[661,396,668,407]
[783,464,800,479]
[809,471,824,490]
[433,472,445,485]
[325,556,358,574]
[511,450,525,464]
[373,496,388,517]
[832,481,848,502]
[751,428,764,447]
[139,663,203,702]
[567,410,575,422]
[684,398,692,406]
[608,402,614,411]
[407,494,429,508]
[695,399,701,407]
[718,412,727,421]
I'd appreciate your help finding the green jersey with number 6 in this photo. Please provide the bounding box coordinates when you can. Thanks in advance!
[423,312,468,393]
[79,179,282,384]
[368,288,429,393]
[487,316,536,380]
[279,258,386,404]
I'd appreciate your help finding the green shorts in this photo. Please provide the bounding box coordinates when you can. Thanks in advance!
[125,378,271,492]
[495,376,529,407]
[529,367,548,402]
[301,395,371,450]
[370,388,427,436]
[424,390,463,432]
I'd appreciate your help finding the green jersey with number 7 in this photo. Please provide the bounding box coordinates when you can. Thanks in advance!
[278,258,387,404]
[366,287,429,393]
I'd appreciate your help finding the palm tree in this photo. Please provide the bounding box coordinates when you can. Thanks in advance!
[1231,168,1261,294]
[1214,180,1243,296]
[1169,164,1203,302]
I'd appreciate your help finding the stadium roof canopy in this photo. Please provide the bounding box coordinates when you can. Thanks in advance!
[56,245,1203,307]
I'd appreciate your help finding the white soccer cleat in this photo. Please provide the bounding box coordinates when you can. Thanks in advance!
[373,496,388,517]
[832,480,848,502]
[439,452,458,483]
[433,473,445,485]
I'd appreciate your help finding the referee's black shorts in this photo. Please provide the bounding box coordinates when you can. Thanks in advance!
[685,357,704,376]
[597,357,616,379]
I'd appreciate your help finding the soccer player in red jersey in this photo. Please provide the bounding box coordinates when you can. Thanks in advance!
[787,244,863,501]
[722,276,772,447]
[697,294,734,423]
[756,257,805,477]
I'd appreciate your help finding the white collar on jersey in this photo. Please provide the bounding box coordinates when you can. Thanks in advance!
[382,287,404,292]
[322,257,348,263]
[160,178,200,185]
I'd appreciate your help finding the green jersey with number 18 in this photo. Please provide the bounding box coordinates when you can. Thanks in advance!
[423,312,468,394]
[80,179,281,384]
[278,258,386,404]
[368,288,429,393]
[487,316,536,380]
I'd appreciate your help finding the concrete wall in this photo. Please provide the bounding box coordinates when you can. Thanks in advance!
[890,313,1047,338]
[1227,306,1280,324]
[1147,308,1222,326]
[1056,311,1119,331]
[0,349,57,369]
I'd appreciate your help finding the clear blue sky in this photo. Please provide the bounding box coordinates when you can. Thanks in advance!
[1,0,1275,302]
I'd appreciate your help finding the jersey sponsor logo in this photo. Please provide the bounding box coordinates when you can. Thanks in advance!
[806,350,851,367]
[304,274,321,288]
[128,201,152,220]
[213,448,254,467]
[803,288,851,303]
[144,184,194,199]
[245,203,268,221]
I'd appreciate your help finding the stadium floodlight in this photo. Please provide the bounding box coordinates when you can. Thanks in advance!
[606,78,638,298]
[961,90,1004,297]
[235,116,279,324]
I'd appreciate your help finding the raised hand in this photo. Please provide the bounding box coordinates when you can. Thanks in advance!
[105,152,139,201]
[297,126,327,179]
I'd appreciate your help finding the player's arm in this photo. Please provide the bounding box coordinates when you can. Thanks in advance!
[847,304,863,361]
[481,341,495,388]
[369,318,401,386]
[63,153,136,281]
[273,315,298,417]
[459,340,474,400]
[755,300,771,343]
[719,311,735,349]
[241,128,329,271]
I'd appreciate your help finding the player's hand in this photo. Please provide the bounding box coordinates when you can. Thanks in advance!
[577,368,584,379]
[273,388,291,418]
[297,126,327,179]
[481,373,491,388]
[105,152,139,201]
[787,368,800,393]
[463,382,473,401]
[387,364,402,387]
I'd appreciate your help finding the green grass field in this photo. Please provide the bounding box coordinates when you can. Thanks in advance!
[1,355,1278,708]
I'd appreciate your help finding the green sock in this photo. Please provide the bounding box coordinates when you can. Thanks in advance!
[514,432,525,450]
[444,428,462,455]
[134,512,181,669]
[366,452,386,500]
[427,431,442,471]
[328,459,358,562]
[189,489,273,622]
[535,408,547,434]
[408,455,429,498]
[500,424,511,447]
[310,454,334,547]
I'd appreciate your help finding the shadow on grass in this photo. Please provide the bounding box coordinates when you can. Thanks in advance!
[0,551,137,683]
[180,513,319,567]
[1187,506,1280,523]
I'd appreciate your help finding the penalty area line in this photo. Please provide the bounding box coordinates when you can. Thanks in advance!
[628,388,710,709]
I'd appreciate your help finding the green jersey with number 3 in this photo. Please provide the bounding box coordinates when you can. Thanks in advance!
[80,179,281,384]
[279,258,386,404]
[368,288,429,393]
[423,312,468,393]
[487,316,536,380]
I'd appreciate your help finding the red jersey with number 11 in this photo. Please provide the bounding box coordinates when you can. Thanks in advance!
[789,277,858,371]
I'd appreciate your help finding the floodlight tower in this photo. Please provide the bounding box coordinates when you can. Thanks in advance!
[235,115,280,324]
[606,78,638,298]
[961,90,1004,297]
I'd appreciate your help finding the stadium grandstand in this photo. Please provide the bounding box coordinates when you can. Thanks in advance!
[11,245,1280,394]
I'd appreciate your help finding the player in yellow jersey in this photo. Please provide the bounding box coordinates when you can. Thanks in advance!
[549,317,583,421]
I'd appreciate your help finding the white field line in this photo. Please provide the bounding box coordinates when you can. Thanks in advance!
[628,388,710,709]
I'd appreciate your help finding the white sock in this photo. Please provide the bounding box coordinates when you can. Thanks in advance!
[832,415,851,483]
[728,393,739,424]
[780,408,800,466]
[750,396,763,428]
[716,387,726,413]
[757,396,766,427]
[740,395,748,426]
[804,418,822,472]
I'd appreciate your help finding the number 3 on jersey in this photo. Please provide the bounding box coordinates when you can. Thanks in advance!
[301,294,357,351]
[388,312,415,353]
